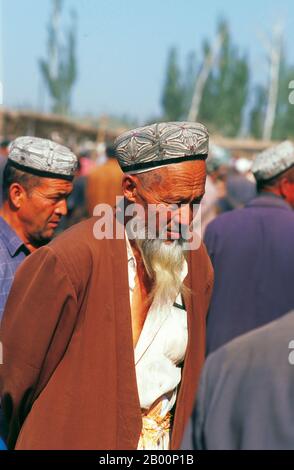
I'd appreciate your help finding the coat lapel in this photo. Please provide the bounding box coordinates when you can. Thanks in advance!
[134,306,170,365]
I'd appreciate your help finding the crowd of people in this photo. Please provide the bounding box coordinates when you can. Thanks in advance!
[0,121,293,450]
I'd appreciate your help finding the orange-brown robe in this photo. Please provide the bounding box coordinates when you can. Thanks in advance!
[86,158,123,215]
[0,217,213,450]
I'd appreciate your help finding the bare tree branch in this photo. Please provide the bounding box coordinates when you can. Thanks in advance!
[187,32,224,122]
[262,23,283,140]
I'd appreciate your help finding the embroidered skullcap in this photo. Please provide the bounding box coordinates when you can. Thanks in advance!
[114,122,209,174]
[8,136,78,180]
[252,140,294,181]
[206,143,231,173]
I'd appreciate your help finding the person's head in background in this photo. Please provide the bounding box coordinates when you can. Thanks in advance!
[206,144,232,182]
[2,136,78,251]
[252,141,294,209]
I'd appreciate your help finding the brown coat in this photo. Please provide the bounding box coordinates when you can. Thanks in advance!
[0,217,213,450]
[86,159,123,215]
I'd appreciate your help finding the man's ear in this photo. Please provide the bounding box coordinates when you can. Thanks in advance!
[8,183,27,209]
[122,175,138,202]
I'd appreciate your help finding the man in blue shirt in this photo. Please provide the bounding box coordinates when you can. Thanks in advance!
[0,218,29,319]
[0,203,27,452]
[0,136,77,322]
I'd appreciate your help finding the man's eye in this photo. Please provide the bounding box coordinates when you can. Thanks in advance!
[49,196,61,203]
[50,194,68,202]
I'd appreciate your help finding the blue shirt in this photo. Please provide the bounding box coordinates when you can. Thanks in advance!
[0,217,29,321]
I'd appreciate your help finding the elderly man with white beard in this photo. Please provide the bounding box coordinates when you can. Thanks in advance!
[0,122,214,450]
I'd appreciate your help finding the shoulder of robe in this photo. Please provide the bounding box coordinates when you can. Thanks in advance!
[45,217,115,284]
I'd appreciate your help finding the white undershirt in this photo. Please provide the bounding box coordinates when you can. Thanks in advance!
[125,235,188,449]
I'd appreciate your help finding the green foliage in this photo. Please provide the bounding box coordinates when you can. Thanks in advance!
[161,48,186,121]
[161,18,294,140]
[249,85,267,138]
[198,19,250,136]
[249,49,294,140]
[39,0,77,115]
[272,56,294,139]
[161,20,250,137]
[182,51,198,117]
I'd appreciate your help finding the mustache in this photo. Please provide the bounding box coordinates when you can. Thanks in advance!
[126,218,189,242]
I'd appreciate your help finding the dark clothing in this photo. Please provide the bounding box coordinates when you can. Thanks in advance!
[205,194,294,355]
[0,217,29,321]
[0,217,213,450]
[182,310,294,450]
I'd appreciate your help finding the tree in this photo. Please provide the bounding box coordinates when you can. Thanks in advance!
[198,19,250,137]
[187,32,224,122]
[272,57,294,140]
[249,43,294,140]
[261,24,283,140]
[183,51,198,119]
[249,84,267,138]
[161,48,185,121]
[39,0,77,115]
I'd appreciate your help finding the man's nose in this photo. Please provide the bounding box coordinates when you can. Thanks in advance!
[54,199,68,216]
[172,204,191,228]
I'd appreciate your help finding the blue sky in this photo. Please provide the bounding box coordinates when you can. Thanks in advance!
[1,0,294,122]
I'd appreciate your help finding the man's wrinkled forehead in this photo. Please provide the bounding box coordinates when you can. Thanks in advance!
[162,159,206,179]
[137,160,206,199]
[33,177,73,195]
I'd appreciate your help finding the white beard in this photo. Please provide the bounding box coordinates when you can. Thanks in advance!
[132,225,186,309]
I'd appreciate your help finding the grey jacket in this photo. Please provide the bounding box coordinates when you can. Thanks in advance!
[182,310,294,450]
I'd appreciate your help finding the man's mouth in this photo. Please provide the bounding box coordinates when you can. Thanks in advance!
[165,230,181,239]
[48,220,60,227]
